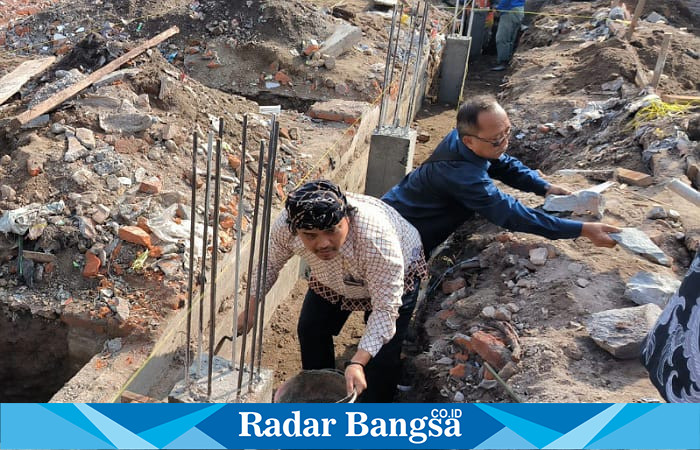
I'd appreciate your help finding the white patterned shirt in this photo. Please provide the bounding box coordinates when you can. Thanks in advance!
[255,193,427,356]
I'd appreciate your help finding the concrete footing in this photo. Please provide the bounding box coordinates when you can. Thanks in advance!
[364,126,416,197]
[438,35,471,105]
[169,354,273,403]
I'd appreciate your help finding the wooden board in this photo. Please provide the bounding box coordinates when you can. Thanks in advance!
[0,57,55,105]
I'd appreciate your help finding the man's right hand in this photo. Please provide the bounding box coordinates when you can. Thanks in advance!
[580,223,621,248]
[236,309,256,336]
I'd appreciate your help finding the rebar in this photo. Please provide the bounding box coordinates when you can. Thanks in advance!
[236,138,266,396]
[393,7,418,128]
[451,0,460,34]
[255,121,279,376]
[379,3,400,128]
[249,116,276,382]
[196,132,214,378]
[232,114,248,368]
[384,6,404,128]
[185,132,198,387]
[207,118,224,398]
[404,1,429,129]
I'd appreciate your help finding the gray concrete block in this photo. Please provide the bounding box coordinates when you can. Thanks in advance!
[438,35,471,105]
[320,24,362,59]
[365,127,416,198]
[169,354,273,403]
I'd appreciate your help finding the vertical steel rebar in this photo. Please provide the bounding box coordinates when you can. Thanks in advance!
[196,132,214,378]
[185,132,198,387]
[384,7,404,126]
[379,3,400,128]
[405,1,430,129]
[236,139,266,396]
[255,121,278,376]
[207,119,224,398]
[451,0,460,34]
[232,114,248,368]
[459,0,469,36]
[249,116,276,382]
[393,7,418,128]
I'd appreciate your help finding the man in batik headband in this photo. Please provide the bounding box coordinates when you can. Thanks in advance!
[238,180,427,402]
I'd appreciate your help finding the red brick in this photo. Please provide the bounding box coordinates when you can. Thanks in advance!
[139,176,162,194]
[453,335,473,353]
[616,168,653,187]
[454,352,470,362]
[470,331,512,371]
[275,170,288,185]
[449,364,466,379]
[118,226,152,248]
[227,154,241,170]
[303,44,320,56]
[220,215,235,230]
[83,252,101,277]
[274,71,291,85]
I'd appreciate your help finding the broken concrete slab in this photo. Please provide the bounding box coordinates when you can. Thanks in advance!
[319,24,362,59]
[64,136,88,162]
[308,99,370,124]
[543,190,605,218]
[75,127,96,150]
[616,167,653,187]
[0,57,56,105]
[94,68,141,88]
[610,228,672,266]
[624,271,680,307]
[585,303,662,359]
[99,112,153,134]
[21,114,50,129]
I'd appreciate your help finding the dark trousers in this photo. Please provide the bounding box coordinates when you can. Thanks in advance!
[297,281,420,402]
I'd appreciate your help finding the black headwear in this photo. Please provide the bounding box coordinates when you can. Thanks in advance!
[285,180,349,233]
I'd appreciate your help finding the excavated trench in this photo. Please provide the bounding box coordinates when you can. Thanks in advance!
[0,304,97,402]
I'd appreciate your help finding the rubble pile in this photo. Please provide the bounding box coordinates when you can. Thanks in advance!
[401,0,699,403]
[0,40,319,339]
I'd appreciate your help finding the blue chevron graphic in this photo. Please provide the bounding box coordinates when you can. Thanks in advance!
[138,404,226,448]
[586,404,700,449]
[476,404,563,448]
[488,404,612,434]
[164,426,226,449]
[41,404,114,446]
[75,404,156,449]
[475,426,538,449]
[2,404,114,449]
[90,403,212,434]
[544,403,625,449]
[587,403,660,444]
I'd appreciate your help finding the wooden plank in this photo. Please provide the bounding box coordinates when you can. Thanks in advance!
[11,26,179,129]
[625,0,647,40]
[660,93,700,103]
[0,57,55,105]
[650,32,672,88]
[22,250,56,263]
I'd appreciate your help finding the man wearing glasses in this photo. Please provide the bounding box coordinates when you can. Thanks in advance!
[382,95,620,256]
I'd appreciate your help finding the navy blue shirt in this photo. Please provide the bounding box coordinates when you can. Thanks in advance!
[382,129,582,254]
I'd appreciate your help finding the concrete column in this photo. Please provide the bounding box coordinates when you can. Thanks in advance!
[365,126,416,198]
[438,35,470,105]
[169,354,273,403]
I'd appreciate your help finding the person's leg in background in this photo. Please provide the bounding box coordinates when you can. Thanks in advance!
[297,289,351,370]
[358,278,421,402]
[493,6,524,70]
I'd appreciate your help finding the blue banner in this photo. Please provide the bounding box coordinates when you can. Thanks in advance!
[1,403,699,449]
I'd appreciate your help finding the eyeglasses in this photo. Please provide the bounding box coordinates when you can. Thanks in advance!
[465,128,512,148]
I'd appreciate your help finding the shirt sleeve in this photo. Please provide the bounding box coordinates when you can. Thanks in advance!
[249,212,294,299]
[448,170,583,239]
[357,218,405,357]
[487,153,550,196]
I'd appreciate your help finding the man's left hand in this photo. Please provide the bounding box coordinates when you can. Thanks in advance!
[546,184,572,196]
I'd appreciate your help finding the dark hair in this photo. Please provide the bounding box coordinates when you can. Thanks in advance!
[285,180,357,233]
[456,95,503,139]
